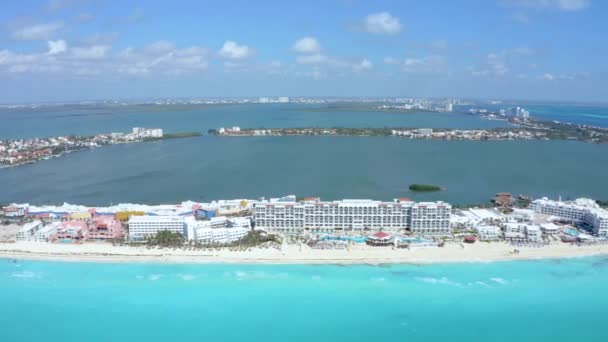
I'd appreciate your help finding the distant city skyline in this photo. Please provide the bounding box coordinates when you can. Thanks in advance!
[0,0,606,103]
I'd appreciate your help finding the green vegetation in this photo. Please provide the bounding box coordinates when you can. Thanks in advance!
[409,184,442,192]
[146,230,184,247]
[230,230,282,247]
[143,230,281,249]
[144,132,202,141]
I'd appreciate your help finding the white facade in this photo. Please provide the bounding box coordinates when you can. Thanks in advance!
[16,220,43,241]
[525,225,542,242]
[253,199,451,235]
[184,216,249,243]
[410,202,452,234]
[540,223,560,235]
[583,209,608,237]
[128,216,186,241]
[195,227,248,244]
[34,222,61,242]
[132,127,163,138]
[530,197,608,236]
[504,222,527,241]
[475,225,502,241]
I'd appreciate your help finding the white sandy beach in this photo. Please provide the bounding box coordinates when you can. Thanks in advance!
[1,241,608,264]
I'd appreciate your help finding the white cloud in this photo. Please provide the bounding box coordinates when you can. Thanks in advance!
[296,53,328,65]
[469,48,534,77]
[356,59,373,71]
[296,69,325,80]
[11,21,64,40]
[383,56,399,65]
[145,41,175,54]
[539,72,588,81]
[47,40,67,55]
[385,55,445,73]
[292,37,321,54]
[0,41,208,77]
[71,45,110,59]
[218,41,252,59]
[363,12,402,35]
[502,0,590,11]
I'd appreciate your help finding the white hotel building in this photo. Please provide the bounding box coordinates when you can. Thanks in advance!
[253,198,451,235]
[529,197,608,237]
[128,216,186,241]
[16,220,43,241]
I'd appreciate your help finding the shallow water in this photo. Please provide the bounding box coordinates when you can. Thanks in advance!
[1,257,607,341]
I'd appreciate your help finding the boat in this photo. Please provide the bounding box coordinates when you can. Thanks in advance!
[464,236,476,243]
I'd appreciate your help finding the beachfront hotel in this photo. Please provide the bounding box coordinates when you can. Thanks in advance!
[16,220,43,241]
[253,198,452,235]
[530,197,608,237]
[128,216,187,241]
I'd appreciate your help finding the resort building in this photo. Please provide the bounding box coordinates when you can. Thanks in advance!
[128,216,186,241]
[194,227,249,244]
[525,225,542,243]
[475,225,502,241]
[583,209,608,237]
[54,221,89,241]
[253,198,451,235]
[35,222,61,242]
[16,220,43,241]
[504,222,542,242]
[529,197,595,223]
[504,222,527,242]
[184,216,250,243]
[88,216,124,241]
[2,205,26,218]
[540,223,561,235]
[410,202,452,234]
[69,211,93,221]
[530,197,608,237]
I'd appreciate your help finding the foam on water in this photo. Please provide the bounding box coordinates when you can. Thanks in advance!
[1,257,608,342]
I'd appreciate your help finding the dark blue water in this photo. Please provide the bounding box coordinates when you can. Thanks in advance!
[1,103,607,205]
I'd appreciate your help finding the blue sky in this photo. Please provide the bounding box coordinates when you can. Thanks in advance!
[0,0,606,103]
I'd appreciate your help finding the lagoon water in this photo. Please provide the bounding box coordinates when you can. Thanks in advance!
[1,103,607,205]
[2,257,608,342]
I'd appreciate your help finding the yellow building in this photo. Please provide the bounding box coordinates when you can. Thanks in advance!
[115,211,144,222]
[70,212,92,221]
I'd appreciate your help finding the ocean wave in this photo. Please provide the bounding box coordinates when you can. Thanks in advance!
[473,281,490,287]
[177,273,196,281]
[10,271,41,279]
[311,275,322,280]
[370,277,386,282]
[490,277,508,285]
[148,274,163,281]
[415,276,463,287]
[225,270,289,280]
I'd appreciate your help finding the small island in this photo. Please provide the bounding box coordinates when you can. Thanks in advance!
[409,184,442,192]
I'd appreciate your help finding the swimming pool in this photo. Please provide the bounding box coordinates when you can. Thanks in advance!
[321,236,367,243]
[564,228,579,236]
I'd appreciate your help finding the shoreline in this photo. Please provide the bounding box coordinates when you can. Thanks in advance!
[2,242,607,265]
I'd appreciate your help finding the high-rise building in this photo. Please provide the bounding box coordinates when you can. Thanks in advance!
[253,198,451,235]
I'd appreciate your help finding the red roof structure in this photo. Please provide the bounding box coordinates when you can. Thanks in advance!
[372,232,390,239]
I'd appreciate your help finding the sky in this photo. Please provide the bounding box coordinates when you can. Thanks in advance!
[0,0,606,103]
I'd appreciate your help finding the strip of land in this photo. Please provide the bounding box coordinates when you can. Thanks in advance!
[2,241,607,265]
[210,117,608,143]
[0,128,201,168]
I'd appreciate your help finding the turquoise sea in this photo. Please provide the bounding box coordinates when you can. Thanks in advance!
[0,103,607,205]
[2,257,608,341]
